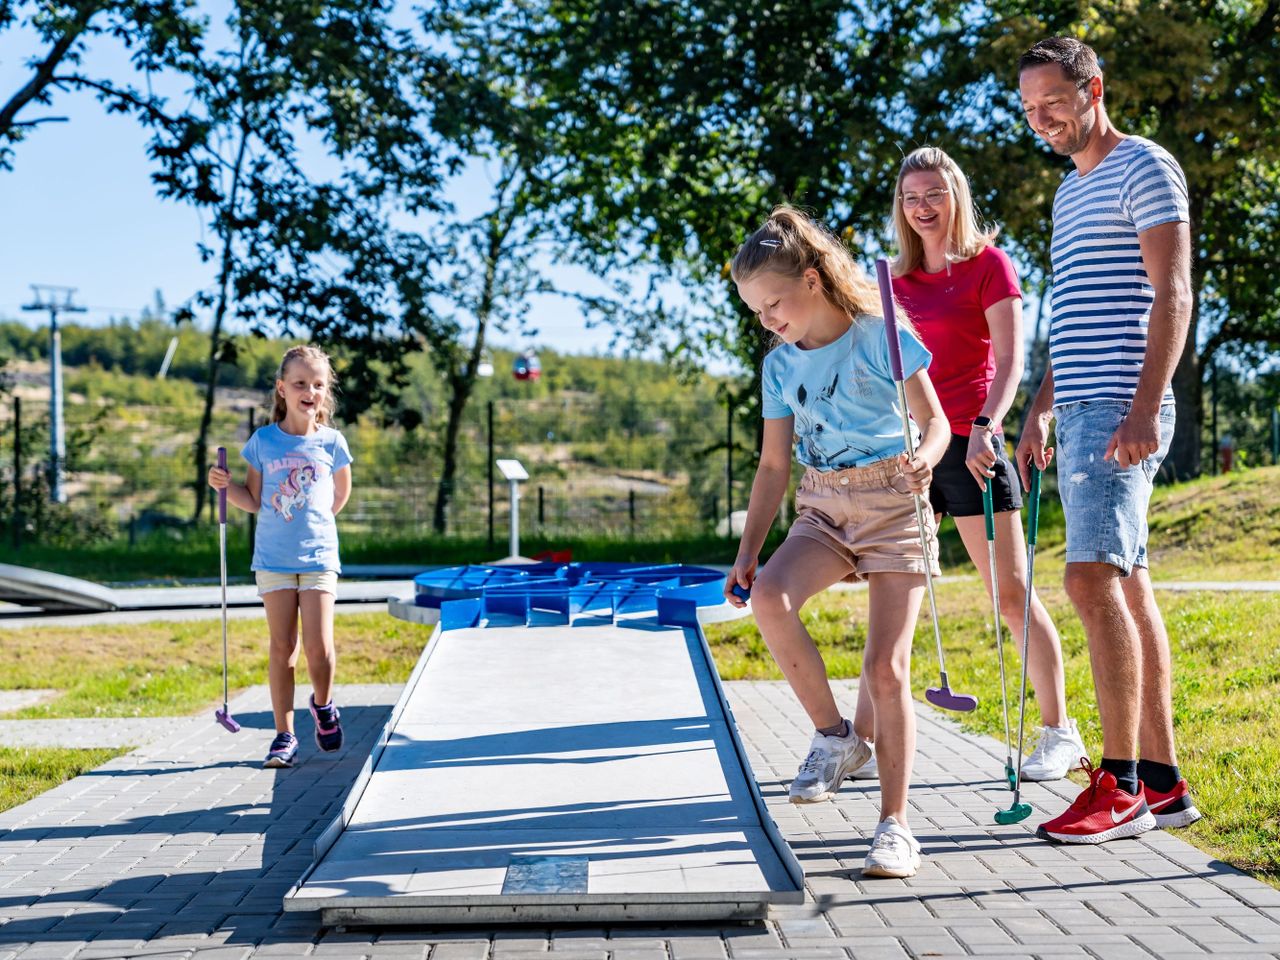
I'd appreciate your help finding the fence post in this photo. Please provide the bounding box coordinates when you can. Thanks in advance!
[1210,361,1219,476]
[487,401,495,549]
[538,485,545,527]
[12,396,21,551]
[629,488,636,539]
[1272,406,1278,466]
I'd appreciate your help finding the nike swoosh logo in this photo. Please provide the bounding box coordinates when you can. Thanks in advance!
[1111,798,1145,823]
[1148,796,1178,812]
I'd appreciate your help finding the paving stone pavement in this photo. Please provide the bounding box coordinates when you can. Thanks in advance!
[3,679,1279,959]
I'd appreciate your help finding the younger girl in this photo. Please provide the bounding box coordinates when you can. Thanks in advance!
[724,206,948,879]
[209,345,354,768]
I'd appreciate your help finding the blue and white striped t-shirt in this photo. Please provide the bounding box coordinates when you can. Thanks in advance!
[1048,136,1188,406]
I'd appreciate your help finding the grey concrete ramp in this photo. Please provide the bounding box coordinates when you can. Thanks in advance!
[283,616,803,924]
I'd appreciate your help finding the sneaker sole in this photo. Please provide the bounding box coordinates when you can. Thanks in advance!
[1154,805,1203,829]
[788,740,874,804]
[862,858,920,879]
[1037,811,1156,844]
[263,756,295,769]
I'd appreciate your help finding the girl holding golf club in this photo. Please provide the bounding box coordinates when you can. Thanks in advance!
[724,205,948,879]
[208,344,353,768]
[868,146,1084,784]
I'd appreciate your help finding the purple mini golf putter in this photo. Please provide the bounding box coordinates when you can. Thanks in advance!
[875,259,977,713]
[214,446,240,733]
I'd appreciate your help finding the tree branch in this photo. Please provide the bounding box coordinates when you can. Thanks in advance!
[0,10,97,136]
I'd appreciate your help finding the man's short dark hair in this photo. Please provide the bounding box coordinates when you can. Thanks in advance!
[1018,36,1102,85]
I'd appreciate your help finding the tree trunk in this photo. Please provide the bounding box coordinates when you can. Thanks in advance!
[433,378,472,534]
[1166,195,1207,481]
[431,173,516,534]
[192,123,250,523]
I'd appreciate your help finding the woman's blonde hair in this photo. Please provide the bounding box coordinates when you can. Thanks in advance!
[891,147,998,277]
[271,345,337,425]
[731,206,905,334]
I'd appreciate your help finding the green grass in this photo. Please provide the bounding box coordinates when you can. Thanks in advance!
[0,612,424,719]
[705,580,1280,887]
[0,747,129,813]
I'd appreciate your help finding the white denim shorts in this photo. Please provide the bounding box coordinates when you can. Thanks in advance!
[255,570,339,597]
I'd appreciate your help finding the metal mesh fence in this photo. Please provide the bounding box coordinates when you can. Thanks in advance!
[0,392,752,547]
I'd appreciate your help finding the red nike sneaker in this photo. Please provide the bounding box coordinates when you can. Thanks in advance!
[1144,778,1203,829]
[1036,759,1156,844]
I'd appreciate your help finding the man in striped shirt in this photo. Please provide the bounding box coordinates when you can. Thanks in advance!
[1014,37,1202,845]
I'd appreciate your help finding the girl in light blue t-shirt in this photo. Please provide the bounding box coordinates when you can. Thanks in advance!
[208,345,353,769]
[724,206,950,880]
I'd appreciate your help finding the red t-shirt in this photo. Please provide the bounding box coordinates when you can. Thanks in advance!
[893,246,1022,436]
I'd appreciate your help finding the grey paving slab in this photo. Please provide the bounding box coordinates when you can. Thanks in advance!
[0,677,1277,959]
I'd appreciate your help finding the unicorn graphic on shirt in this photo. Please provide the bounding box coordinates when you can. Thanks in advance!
[794,369,877,469]
[271,464,317,521]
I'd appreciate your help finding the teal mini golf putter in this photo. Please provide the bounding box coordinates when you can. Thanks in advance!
[984,481,1017,792]
[995,464,1042,825]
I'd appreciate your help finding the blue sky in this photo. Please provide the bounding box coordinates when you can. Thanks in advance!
[0,16,644,363]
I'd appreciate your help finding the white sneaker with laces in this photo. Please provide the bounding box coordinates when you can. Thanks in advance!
[1020,718,1087,782]
[788,727,873,803]
[862,816,921,878]
[850,740,877,780]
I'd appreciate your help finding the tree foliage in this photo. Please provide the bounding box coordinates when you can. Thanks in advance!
[432,0,940,453]
[904,0,1280,477]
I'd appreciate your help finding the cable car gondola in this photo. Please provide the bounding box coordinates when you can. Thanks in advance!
[513,350,541,382]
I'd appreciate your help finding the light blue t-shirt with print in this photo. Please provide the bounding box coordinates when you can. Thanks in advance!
[242,423,353,573]
[762,317,932,470]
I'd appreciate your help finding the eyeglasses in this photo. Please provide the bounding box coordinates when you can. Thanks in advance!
[900,187,950,209]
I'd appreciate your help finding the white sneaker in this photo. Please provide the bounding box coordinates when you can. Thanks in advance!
[850,740,877,779]
[862,816,921,878]
[788,727,873,803]
[1020,719,1087,782]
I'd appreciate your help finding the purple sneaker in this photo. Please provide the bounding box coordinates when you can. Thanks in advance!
[310,695,343,753]
[264,731,298,768]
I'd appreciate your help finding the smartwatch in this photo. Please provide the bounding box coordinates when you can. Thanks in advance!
[972,415,994,431]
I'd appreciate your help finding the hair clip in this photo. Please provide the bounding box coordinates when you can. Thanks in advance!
[759,239,782,248]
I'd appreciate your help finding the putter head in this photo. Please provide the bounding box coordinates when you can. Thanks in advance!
[925,686,979,712]
[215,709,241,733]
[993,802,1033,825]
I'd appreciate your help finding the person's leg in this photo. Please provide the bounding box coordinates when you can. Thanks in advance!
[954,512,1068,727]
[298,588,336,707]
[262,589,301,734]
[862,572,925,826]
[1063,562,1140,761]
[751,535,858,730]
[1120,567,1176,766]
[852,672,874,741]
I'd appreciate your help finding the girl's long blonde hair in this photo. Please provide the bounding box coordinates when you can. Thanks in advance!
[731,206,913,336]
[891,147,998,277]
[271,345,337,425]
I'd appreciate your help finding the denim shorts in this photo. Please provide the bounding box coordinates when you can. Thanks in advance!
[1055,400,1175,575]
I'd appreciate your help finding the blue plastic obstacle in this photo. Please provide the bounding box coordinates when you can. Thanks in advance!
[412,561,728,631]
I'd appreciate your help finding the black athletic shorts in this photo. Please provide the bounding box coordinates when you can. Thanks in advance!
[928,432,1023,518]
